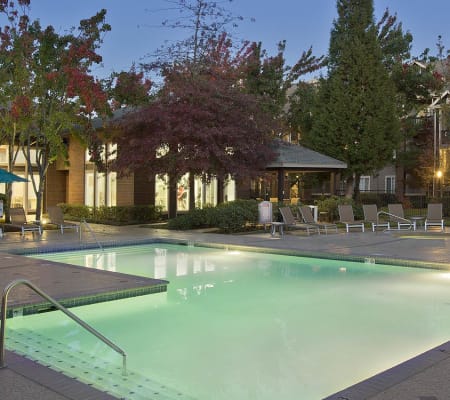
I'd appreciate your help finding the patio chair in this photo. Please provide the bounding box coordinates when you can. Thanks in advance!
[338,204,365,233]
[47,206,79,234]
[387,204,415,230]
[8,207,42,236]
[362,204,390,232]
[424,203,444,231]
[279,207,319,236]
[298,205,338,234]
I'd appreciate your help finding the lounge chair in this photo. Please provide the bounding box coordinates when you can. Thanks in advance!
[424,203,444,231]
[388,204,415,230]
[338,204,364,232]
[47,206,79,234]
[8,207,42,236]
[298,205,338,234]
[363,204,390,232]
[279,206,319,236]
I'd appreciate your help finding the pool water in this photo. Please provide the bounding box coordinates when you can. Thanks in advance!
[8,244,450,399]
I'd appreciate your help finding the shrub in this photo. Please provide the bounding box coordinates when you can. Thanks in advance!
[167,208,212,230]
[216,200,258,233]
[167,200,258,232]
[58,203,91,220]
[314,196,353,222]
[57,203,162,225]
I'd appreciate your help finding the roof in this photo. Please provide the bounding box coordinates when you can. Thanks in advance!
[266,140,347,171]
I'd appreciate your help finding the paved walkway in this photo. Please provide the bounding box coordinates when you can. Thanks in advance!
[1,224,450,399]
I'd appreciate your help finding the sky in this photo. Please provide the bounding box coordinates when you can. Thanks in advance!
[10,1,450,80]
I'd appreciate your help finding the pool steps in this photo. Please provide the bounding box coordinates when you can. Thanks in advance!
[6,328,196,400]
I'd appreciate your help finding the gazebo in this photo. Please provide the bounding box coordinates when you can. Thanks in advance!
[264,140,347,202]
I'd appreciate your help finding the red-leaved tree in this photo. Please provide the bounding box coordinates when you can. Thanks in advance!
[0,2,112,220]
[112,34,277,218]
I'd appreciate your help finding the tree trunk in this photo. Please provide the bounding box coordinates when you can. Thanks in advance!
[188,173,195,210]
[395,163,405,202]
[345,176,354,198]
[217,176,224,204]
[353,174,361,203]
[168,175,178,219]
[34,174,46,221]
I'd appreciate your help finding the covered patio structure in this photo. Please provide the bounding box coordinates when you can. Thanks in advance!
[264,140,347,203]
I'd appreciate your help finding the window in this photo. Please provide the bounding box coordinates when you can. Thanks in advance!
[84,144,117,207]
[385,176,395,194]
[155,174,168,211]
[359,176,370,192]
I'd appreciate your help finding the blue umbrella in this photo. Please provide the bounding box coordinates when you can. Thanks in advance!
[0,169,27,183]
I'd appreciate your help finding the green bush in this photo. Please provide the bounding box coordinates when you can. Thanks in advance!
[167,208,212,230]
[167,200,258,232]
[58,203,91,220]
[314,196,353,222]
[216,200,258,233]
[57,203,162,225]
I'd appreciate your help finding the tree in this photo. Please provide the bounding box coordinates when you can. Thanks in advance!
[244,41,323,134]
[142,0,246,71]
[112,35,276,218]
[0,0,33,220]
[0,2,111,220]
[309,0,399,200]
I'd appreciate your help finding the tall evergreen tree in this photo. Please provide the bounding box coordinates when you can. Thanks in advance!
[310,0,399,199]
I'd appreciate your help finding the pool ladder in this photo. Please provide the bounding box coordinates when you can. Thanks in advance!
[80,219,104,251]
[0,279,126,375]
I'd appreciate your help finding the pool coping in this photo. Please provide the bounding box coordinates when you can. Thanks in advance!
[5,235,450,400]
[323,340,450,399]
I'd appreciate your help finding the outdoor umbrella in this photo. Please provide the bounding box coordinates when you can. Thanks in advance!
[0,169,27,183]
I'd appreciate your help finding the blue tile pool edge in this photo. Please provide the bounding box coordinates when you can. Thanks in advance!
[11,236,450,271]
[7,283,168,318]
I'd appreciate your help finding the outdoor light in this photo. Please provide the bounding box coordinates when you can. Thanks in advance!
[436,170,443,179]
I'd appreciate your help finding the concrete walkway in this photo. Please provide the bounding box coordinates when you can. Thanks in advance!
[1,224,450,399]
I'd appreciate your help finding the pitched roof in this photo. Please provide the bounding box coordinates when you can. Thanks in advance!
[266,140,347,171]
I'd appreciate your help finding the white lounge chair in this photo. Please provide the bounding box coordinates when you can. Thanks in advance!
[363,204,390,232]
[388,204,415,230]
[8,207,42,236]
[279,207,319,236]
[298,205,338,234]
[338,204,364,233]
[424,203,444,231]
[47,206,79,234]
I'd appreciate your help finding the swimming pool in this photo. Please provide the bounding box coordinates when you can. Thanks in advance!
[7,243,450,399]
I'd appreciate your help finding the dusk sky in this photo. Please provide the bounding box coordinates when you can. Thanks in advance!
[9,1,450,79]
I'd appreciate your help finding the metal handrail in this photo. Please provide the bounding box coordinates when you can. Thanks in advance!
[0,279,126,375]
[377,210,413,231]
[80,219,104,251]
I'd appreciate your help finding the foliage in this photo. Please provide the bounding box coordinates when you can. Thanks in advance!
[309,0,400,200]
[0,2,112,220]
[244,41,323,126]
[141,0,246,71]
[314,196,354,222]
[167,207,217,230]
[111,34,277,220]
[167,200,258,232]
[57,203,162,225]
[57,203,91,220]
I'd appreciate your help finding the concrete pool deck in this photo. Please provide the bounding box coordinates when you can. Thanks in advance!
[1,224,450,399]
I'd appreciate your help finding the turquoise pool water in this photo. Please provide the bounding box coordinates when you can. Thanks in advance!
[8,244,450,399]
